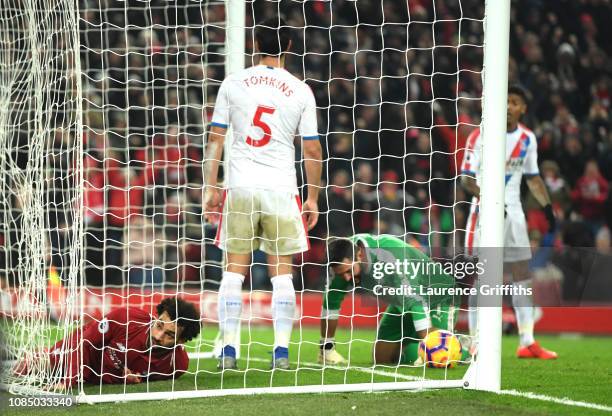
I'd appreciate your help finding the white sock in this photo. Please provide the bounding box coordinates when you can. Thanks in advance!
[218,271,244,350]
[468,285,478,338]
[271,274,296,349]
[513,279,535,347]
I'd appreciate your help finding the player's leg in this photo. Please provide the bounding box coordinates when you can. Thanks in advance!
[397,304,437,365]
[376,304,468,366]
[266,253,295,368]
[374,305,406,365]
[215,189,260,368]
[260,191,309,369]
[465,206,480,343]
[510,261,556,359]
[427,304,471,364]
[506,214,557,359]
[218,251,250,365]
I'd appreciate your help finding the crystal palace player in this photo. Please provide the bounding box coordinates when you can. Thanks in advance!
[204,17,322,370]
[16,297,200,387]
[461,85,557,359]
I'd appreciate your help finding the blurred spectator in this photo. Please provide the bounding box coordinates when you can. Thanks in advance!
[328,133,353,174]
[83,154,105,225]
[178,185,205,283]
[541,161,572,215]
[9,0,604,292]
[353,162,377,233]
[581,225,612,303]
[570,160,609,233]
[123,217,164,288]
[105,147,169,268]
[556,136,588,186]
[324,170,354,237]
[378,170,413,237]
[82,154,107,286]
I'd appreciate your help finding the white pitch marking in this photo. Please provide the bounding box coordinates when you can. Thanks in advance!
[191,350,612,411]
[498,389,612,413]
[239,358,612,412]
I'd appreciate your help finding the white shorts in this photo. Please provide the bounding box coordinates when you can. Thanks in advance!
[465,208,531,263]
[214,188,309,255]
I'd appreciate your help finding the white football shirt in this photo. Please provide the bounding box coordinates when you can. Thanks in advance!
[461,123,539,212]
[210,65,319,194]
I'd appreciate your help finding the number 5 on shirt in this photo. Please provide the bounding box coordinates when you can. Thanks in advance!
[246,105,275,147]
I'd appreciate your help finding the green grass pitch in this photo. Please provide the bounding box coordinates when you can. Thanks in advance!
[2,325,611,415]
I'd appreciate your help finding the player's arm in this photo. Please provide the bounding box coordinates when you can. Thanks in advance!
[319,273,351,364]
[46,308,127,388]
[525,175,551,207]
[460,129,482,198]
[524,135,555,230]
[299,86,322,230]
[302,139,322,230]
[526,175,555,230]
[461,176,480,199]
[204,80,230,215]
[203,125,226,214]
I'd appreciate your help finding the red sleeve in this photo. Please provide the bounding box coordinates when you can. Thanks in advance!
[51,308,137,387]
[97,308,151,385]
[131,149,167,188]
[50,320,104,387]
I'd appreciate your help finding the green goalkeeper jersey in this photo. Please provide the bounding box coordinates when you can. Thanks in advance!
[321,234,456,319]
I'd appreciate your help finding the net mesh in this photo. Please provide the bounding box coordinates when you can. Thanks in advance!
[0,0,83,395]
[0,0,487,399]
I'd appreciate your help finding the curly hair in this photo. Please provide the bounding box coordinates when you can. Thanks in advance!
[508,84,530,105]
[156,297,201,342]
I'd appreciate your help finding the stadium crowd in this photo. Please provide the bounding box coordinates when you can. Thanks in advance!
[1,0,610,298]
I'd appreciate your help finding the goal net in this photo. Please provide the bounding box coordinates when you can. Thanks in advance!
[0,0,83,396]
[0,0,506,402]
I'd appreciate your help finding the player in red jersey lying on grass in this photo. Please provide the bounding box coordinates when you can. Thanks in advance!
[14,297,200,388]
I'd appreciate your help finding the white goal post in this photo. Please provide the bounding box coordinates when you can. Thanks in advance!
[0,0,509,403]
[464,0,511,393]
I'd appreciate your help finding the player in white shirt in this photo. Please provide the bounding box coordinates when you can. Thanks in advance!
[204,17,322,370]
[461,85,557,360]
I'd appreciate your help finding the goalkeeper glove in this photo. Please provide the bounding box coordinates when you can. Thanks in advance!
[318,340,347,365]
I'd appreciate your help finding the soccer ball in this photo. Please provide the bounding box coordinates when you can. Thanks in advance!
[418,330,462,368]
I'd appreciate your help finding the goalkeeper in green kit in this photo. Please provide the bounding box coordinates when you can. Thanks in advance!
[319,233,469,365]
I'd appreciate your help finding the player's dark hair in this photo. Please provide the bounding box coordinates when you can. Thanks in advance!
[157,297,201,342]
[255,17,291,56]
[327,238,357,265]
[508,84,530,105]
